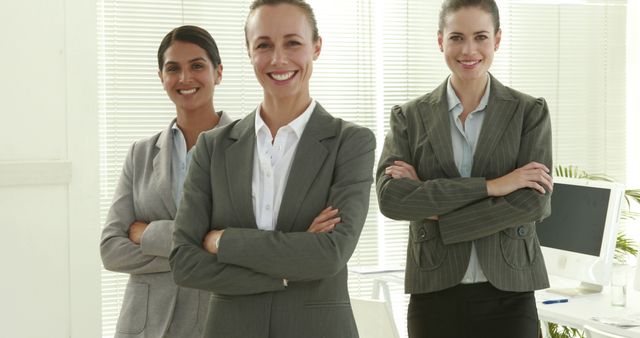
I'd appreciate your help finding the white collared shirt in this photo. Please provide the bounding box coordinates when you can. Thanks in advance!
[252,100,316,231]
[446,75,490,284]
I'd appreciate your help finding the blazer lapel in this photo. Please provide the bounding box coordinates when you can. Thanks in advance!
[151,120,178,218]
[420,80,461,178]
[471,75,518,176]
[225,113,258,229]
[276,104,333,233]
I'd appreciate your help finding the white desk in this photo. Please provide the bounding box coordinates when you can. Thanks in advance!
[536,278,640,337]
[350,267,640,337]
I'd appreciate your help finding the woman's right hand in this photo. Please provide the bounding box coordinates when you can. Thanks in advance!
[486,161,553,197]
[307,207,340,233]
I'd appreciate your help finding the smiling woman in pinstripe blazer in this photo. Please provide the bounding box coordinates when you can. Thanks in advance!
[376,1,553,337]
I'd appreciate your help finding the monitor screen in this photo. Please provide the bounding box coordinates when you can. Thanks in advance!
[536,177,624,291]
[537,184,611,257]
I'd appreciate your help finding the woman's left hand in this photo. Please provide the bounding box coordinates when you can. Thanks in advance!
[307,207,340,233]
[385,160,419,181]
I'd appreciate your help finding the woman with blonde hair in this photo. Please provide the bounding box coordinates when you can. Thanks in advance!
[170,1,376,337]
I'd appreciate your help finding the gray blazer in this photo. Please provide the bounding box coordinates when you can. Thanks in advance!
[377,75,552,294]
[170,104,375,338]
[100,112,232,338]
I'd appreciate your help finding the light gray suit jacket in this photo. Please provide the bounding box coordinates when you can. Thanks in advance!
[100,112,232,338]
[170,104,375,338]
[377,75,552,294]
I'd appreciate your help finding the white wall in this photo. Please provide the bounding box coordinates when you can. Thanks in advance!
[627,0,640,189]
[0,0,100,337]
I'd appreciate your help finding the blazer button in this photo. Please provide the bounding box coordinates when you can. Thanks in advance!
[419,228,427,239]
[517,226,528,237]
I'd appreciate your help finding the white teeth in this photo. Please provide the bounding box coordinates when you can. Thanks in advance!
[460,60,480,65]
[179,88,197,95]
[271,71,295,81]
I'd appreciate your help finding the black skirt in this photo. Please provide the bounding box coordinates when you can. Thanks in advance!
[407,282,539,338]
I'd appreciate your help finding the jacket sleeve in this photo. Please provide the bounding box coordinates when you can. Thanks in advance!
[376,104,488,221]
[100,142,171,274]
[216,127,376,282]
[170,133,286,295]
[438,98,552,244]
[139,220,173,257]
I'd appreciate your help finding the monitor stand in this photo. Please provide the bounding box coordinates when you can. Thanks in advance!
[547,282,603,297]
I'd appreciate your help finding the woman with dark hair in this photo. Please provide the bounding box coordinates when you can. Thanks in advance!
[377,1,553,337]
[170,1,375,337]
[100,25,232,337]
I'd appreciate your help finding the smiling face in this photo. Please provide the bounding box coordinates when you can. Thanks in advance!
[245,3,321,103]
[159,40,221,113]
[438,6,501,85]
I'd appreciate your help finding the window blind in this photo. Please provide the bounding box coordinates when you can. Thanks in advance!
[98,1,628,337]
[494,0,627,181]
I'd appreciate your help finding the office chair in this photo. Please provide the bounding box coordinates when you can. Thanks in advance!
[351,297,400,338]
[583,325,626,338]
[350,279,401,338]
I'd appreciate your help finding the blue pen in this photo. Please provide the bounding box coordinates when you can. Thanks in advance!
[542,299,568,305]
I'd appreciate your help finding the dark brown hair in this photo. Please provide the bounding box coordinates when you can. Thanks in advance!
[438,0,500,34]
[157,25,221,71]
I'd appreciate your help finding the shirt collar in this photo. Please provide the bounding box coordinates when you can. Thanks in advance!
[446,75,491,114]
[171,119,179,132]
[254,99,316,138]
[171,111,227,135]
[171,120,184,140]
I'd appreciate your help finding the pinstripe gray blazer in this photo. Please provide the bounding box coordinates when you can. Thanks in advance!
[376,75,552,294]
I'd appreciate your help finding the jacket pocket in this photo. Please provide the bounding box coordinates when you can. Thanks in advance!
[116,281,149,334]
[304,300,351,308]
[410,221,447,271]
[211,293,234,302]
[499,224,538,269]
[195,290,211,334]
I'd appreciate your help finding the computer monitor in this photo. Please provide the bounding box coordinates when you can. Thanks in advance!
[536,177,625,296]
